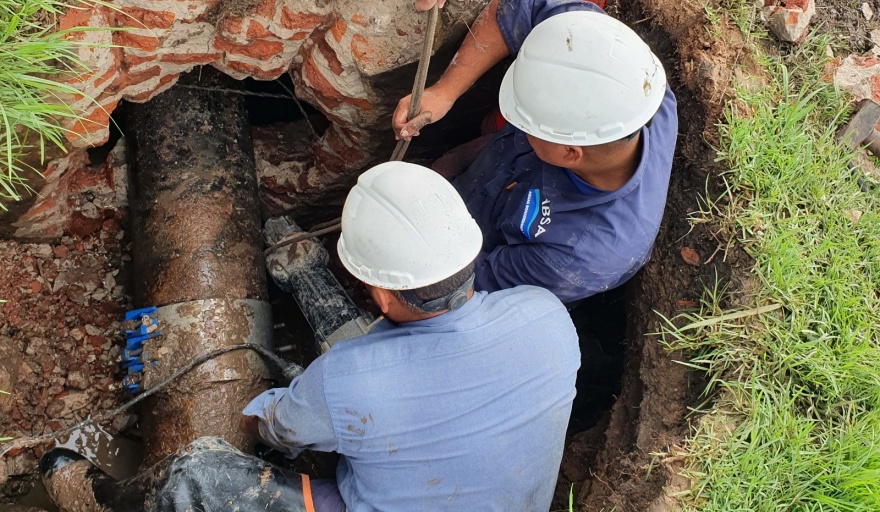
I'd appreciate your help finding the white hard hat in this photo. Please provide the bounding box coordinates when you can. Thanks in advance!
[337,162,483,290]
[498,11,667,146]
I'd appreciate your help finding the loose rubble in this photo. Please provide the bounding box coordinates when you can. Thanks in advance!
[0,226,130,496]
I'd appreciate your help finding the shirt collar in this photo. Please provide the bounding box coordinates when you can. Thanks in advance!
[400,291,487,328]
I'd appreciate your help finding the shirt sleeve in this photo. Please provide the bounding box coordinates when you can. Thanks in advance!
[242,359,337,457]
[496,0,605,55]
[473,242,616,304]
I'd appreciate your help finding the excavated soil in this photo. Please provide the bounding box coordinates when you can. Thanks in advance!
[1,0,874,510]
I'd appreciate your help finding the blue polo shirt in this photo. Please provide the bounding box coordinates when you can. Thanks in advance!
[243,286,580,512]
[454,0,679,304]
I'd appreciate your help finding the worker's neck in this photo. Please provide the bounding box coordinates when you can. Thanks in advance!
[386,289,475,324]
[568,135,641,192]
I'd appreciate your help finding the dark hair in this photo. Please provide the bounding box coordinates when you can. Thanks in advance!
[391,261,476,314]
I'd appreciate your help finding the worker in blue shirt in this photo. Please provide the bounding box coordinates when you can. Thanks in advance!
[241,162,581,511]
[395,0,678,305]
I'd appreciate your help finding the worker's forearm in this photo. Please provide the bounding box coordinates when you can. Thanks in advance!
[434,0,509,101]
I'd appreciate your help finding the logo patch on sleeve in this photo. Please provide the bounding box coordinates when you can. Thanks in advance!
[518,189,551,240]
[519,189,540,240]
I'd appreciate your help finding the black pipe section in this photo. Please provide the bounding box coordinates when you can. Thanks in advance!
[264,216,365,350]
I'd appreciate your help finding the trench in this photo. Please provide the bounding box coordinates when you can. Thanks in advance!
[0,0,731,508]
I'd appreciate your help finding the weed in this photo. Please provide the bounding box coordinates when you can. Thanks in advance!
[660,20,880,512]
[0,0,116,209]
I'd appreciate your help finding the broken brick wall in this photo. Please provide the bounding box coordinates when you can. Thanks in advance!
[6,0,487,238]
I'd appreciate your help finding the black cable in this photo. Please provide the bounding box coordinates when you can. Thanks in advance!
[0,344,303,458]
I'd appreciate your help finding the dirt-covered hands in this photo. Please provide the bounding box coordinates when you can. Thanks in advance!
[392,86,456,140]
[414,0,445,11]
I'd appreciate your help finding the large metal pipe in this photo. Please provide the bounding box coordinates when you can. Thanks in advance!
[126,67,271,463]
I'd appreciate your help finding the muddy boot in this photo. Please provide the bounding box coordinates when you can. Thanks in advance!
[151,437,316,512]
[42,438,318,512]
[264,215,375,353]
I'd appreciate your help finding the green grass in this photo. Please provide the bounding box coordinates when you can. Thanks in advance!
[659,20,880,512]
[0,0,113,209]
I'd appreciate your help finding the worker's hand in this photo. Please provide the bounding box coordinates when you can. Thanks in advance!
[393,87,455,141]
[414,0,445,11]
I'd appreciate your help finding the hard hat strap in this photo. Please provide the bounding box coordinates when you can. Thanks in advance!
[399,273,476,313]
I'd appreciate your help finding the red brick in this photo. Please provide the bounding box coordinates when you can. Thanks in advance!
[59,6,94,30]
[226,60,288,80]
[159,52,221,65]
[330,19,347,42]
[247,21,273,40]
[279,8,324,31]
[123,52,155,69]
[92,54,121,89]
[350,14,368,27]
[87,335,106,349]
[300,52,372,111]
[127,88,157,103]
[853,56,880,67]
[214,37,284,60]
[316,38,344,75]
[67,212,105,237]
[117,6,176,30]
[104,65,162,95]
[870,76,880,104]
[158,73,176,87]
[220,17,245,36]
[325,127,366,164]
[783,0,811,9]
[67,101,118,141]
[114,31,160,52]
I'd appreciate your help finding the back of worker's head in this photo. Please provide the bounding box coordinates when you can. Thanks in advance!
[337,162,483,317]
[498,11,666,147]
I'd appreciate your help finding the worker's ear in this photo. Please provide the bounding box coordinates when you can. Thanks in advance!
[563,145,584,165]
[369,286,395,315]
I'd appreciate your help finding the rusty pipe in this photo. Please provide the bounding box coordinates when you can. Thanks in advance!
[126,67,271,464]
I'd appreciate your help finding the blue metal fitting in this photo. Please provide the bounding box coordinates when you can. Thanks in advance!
[118,306,162,394]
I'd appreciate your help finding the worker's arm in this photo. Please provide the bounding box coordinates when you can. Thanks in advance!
[241,361,337,458]
[393,0,508,140]
[473,242,629,305]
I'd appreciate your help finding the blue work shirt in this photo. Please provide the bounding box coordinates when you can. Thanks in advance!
[243,286,580,512]
[454,0,679,304]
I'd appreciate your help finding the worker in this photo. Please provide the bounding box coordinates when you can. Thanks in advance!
[394,0,678,305]
[39,162,580,512]
[240,161,581,511]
